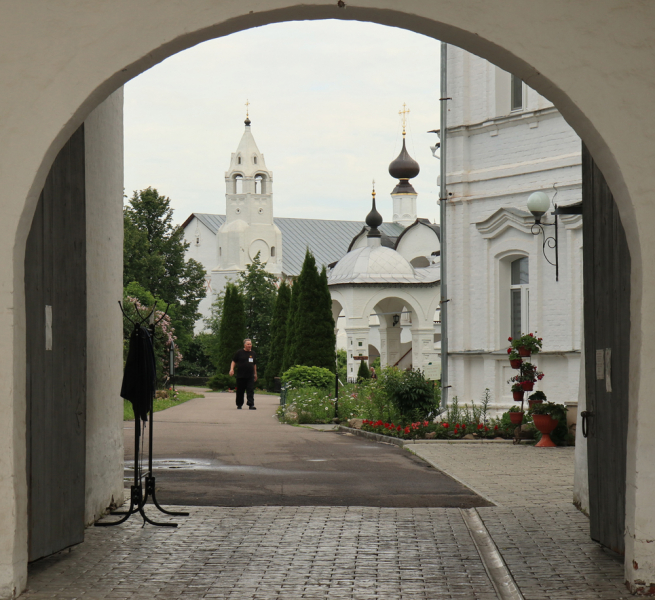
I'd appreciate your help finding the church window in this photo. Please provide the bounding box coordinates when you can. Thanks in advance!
[271,246,275,257]
[196,237,200,245]
[219,247,222,256]
[255,174,263,194]
[253,156,257,164]
[511,75,523,111]
[258,208,264,214]
[510,257,529,339]
[234,175,243,194]
[237,156,242,164]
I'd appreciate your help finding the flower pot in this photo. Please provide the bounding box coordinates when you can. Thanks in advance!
[509,358,523,369]
[518,346,531,357]
[512,390,524,401]
[509,411,524,425]
[533,414,559,447]
[520,381,534,391]
[528,399,543,409]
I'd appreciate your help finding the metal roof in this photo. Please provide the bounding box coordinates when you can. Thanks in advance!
[187,213,404,277]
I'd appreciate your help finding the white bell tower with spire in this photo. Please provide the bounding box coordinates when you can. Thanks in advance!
[212,106,283,292]
[389,104,420,227]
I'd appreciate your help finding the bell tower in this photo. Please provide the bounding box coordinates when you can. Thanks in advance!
[215,108,283,279]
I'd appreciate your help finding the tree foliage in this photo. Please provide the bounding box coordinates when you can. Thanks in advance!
[123,187,206,353]
[264,280,291,389]
[237,252,278,379]
[216,283,247,376]
[357,359,370,382]
[281,276,301,373]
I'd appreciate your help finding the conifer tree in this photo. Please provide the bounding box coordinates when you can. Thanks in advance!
[357,359,370,382]
[291,252,337,372]
[281,276,301,373]
[216,283,247,376]
[264,280,291,388]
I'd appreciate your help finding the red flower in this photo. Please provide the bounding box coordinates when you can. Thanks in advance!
[538,337,542,341]
[508,337,512,341]
[442,423,449,428]
[485,427,489,432]
[477,423,483,430]
[507,348,511,354]
[529,333,534,337]
[404,427,410,434]
[494,425,499,430]
[396,425,402,432]
[423,421,429,427]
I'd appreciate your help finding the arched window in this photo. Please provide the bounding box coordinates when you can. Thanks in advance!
[511,74,523,111]
[237,156,242,164]
[271,246,276,257]
[510,257,529,339]
[253,156,257,165]
[410,256,430,268]
[254,174,263,194]
[234,175,243,194]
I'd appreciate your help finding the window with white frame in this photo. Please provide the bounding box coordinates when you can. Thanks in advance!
[510,74,523,111]
[510,257,529,339]
[234,175,243,194]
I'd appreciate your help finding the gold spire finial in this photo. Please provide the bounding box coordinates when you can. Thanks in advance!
[245,99,250,118]
[372,179,376,197]
[399,103,410,136]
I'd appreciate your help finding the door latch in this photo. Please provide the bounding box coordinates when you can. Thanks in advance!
[581,410,593,438]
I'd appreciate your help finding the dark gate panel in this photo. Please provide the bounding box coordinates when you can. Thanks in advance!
[582,142,630,555]
[25,125,87,562]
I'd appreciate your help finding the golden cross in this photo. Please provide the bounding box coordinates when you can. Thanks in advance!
[399,103,410,135]
[245,99,250,118]
[372,179,376,197]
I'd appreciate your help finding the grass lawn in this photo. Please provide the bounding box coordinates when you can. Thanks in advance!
[123,390,205,421]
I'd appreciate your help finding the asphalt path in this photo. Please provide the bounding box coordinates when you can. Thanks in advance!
[124,388,492,508]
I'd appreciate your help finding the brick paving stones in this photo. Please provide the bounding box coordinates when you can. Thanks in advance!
[21,438,630,600]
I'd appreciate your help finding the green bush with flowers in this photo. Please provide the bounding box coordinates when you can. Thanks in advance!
[508,332,543,355]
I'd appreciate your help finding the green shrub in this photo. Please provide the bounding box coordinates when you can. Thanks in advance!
[282,365,334,389]
[386,369,438,421]
[208,373,236,391]
[278,386,335,424]
[357,360,370,382]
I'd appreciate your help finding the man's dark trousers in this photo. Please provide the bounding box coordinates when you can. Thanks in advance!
[236,378,255,408]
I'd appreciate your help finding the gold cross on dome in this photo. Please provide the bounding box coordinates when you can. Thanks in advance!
[372,179,376,197]
[245,99,250,118]
[399,103,410,136]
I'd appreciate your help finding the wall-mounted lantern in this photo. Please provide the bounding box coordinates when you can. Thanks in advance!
[392,314,400,327]
[527,191,583,282]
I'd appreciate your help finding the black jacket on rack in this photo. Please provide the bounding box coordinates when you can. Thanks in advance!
[121,325,157,421]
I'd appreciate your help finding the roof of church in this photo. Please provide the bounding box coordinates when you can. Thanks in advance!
[186,213,404,277]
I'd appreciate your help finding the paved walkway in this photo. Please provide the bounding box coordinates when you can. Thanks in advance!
[22,401,628,600]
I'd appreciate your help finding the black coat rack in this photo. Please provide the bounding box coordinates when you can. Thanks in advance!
[96,300,189,528]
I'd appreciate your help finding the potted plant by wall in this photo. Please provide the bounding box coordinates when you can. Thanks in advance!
[528,390,547,409]
[529,401,567,447]
[508,348,523,369]
[510,382,524,401]
[510,333,543,357]
[517,362,544,392]
[508,405,524,425]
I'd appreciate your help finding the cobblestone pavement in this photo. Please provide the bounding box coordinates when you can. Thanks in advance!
[412,443,627,599]
[22,441,629,600]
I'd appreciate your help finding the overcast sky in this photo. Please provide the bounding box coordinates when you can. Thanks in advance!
[124,20,442,226]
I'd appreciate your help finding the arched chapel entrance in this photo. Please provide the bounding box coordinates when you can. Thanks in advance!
[2,2,654,596]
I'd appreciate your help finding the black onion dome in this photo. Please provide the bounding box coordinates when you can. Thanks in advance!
[245,117,251,126]
[389,138,420,180]
[366,197,383,238]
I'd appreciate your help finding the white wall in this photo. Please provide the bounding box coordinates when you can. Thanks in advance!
[0,1,654,594]
[84,89,126,524]
[183,217,217,332]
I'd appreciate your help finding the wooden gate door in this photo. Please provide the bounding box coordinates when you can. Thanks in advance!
[582,143,630,555]
[25,125,87,562]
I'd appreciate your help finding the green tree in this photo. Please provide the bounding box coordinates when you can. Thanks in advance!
[203,290,225,368]
[264,280,291,389]
[284,251,336,372]
[123,187,206,353]
[357,359,370,382]
[237,252,278,380]
[282,275,301,372]
[216,283,247,376]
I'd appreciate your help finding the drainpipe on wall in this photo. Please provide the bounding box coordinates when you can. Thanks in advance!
[439,42,449,408]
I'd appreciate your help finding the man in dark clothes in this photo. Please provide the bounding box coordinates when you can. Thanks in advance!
[229,338,257,410]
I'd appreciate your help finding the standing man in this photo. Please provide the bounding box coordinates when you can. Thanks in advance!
[229,338,257,410]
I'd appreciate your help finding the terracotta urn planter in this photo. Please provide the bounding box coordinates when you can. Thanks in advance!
[521,380,534,391]
[518,346,531,357]
[509,411,524,425]
[512,390,524,401]
[533,414,559,447]
[509,358,523,369]
[528,399,543,409]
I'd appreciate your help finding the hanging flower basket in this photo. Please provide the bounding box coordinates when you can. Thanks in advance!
[512,390,524,401]
[509,411,524,425]
[518,346,531,357]
[520,380,535,391]
[510,358,523,369]
[533,414,559,447]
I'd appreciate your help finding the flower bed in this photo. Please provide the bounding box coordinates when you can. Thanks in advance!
[360,418,501,440]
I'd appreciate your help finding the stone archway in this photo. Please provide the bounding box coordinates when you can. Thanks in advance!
[1,2,655,595]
